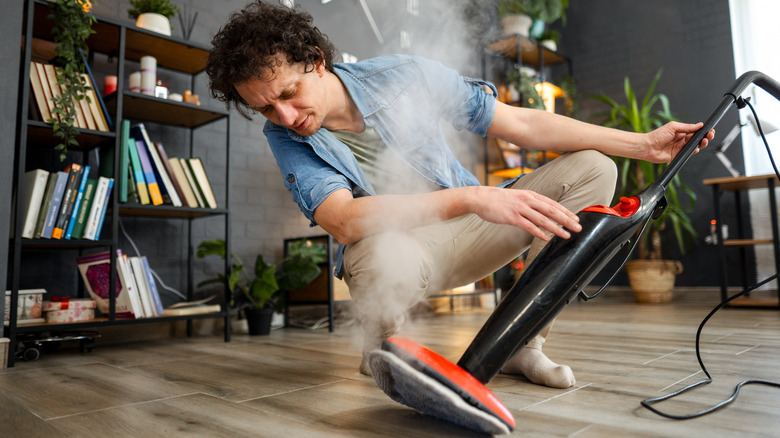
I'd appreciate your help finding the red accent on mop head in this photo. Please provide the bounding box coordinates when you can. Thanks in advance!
[385,337,515,429]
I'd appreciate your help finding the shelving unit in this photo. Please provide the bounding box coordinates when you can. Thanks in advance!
[481,34,572,183]
[703,174,780,308]
[6,0,232,367]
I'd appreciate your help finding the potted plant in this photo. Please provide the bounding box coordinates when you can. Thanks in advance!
[590,69,698,303]
[196,238,326,335]
[128,0,180,36]
[497,0,569,39]
[48,0,97,161]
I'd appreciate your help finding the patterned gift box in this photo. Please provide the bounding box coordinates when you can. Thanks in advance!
[43,298,96,323]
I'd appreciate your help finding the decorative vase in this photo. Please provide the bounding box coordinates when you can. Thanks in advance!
[136,12,171,36]
[244,307,274,335]
[500,14,533,37]
[529,18,545,40]
[625,259,683,304]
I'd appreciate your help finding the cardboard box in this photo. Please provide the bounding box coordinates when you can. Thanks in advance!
[43,299,96,323]
[4,289,45,326]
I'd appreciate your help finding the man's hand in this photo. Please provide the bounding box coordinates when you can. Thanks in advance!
[471,187,581,241]
[644,121,715,163]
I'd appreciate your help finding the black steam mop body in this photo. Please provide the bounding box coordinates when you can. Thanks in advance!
[370,71,780,434]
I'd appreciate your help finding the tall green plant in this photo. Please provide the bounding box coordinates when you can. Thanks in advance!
[590,69,697,260]
[48,0,97,162]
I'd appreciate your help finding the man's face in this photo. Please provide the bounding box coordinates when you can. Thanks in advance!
[235,57,327,137]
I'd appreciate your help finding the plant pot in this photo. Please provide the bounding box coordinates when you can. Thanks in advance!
[625,259,683,304]
[500,14,533,37]
[244,307,274,335]
[136,12,171,36]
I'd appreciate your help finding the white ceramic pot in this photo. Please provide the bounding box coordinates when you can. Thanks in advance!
[136,12,171,36]
[541,40,557,52]
[500,14,533,37]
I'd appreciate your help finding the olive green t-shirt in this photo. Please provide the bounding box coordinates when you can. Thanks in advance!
[331,127,441,195]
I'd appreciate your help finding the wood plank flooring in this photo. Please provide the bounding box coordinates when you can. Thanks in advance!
[1,288,779,437]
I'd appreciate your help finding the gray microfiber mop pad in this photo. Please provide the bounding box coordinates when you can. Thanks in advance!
[368,349,512,435]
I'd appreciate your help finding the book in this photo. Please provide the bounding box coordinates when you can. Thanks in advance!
[33,63,56,122]
[180,158,205,208]
[41,171,68,239]
[29,62,52,122]
[52,164,83,239]
[81,73,108,132]
[141,256,164,315]
[64,165,91,239]
[83,176,110,240]
[70,178,97,239]
[168,157,198,208]
[77,86,97,131]
[134,139,163,205]
[131,124,181,206]
[130,257,155,317]
[118,120,130,203]
[42,64,63,121]
[93,178,114,240]
[187,158,218,208]
[33,172,59,238]
[154,142,188,207]
[20,169,50,239]
[125,122,150,205]
[162,304,221,316]
[79,49,112,130]
[76,251,134,317]
[116,251,144,318]
[126,158,140,204]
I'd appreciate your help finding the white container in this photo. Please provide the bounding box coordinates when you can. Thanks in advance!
[4,289,45,326]
[140,56,157,96]
[136,12,171,36]
[129,71,141,93]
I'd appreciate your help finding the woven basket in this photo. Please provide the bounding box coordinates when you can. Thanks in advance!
[625,260,683,304]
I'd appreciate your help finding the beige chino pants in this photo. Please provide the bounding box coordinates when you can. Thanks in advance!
[343,149,618,354]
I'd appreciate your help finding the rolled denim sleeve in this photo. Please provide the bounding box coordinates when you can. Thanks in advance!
[264,122,351,225]
[411,56,497,136]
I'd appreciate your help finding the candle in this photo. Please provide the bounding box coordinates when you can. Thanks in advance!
[129,71,141,93]
[104,75,117,95]
[140,55,157,96]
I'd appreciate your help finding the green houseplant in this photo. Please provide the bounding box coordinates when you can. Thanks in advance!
[590,69,697,303]
[128,0,180,35]
[196,238,327,335]
[48,0,97,162]
[497,0,569,39]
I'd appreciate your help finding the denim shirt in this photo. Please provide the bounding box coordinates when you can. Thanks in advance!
[263,54,503,276]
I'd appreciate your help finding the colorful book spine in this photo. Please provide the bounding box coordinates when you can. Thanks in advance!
[141,256,164,315]
[134,140,163,205]
[52,164,83,239]
[70,178,97,240]
[83,176,109,240]
[64,165,91,239]
[125,123,150,205]
[33,172,59,238]
[94,178,114,240]
[41,171,68,239]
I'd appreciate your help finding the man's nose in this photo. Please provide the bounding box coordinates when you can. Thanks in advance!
[276,103,298,127]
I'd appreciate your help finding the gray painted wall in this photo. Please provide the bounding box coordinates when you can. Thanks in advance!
[7,0,744,306]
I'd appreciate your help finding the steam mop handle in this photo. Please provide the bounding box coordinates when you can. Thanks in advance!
[657,71,780,190]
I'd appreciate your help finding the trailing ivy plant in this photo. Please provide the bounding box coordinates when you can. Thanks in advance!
[48,0,97,161]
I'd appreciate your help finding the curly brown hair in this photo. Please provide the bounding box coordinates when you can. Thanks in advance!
[207,1,338,119]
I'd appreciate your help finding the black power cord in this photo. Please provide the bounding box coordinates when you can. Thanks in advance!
[640,94,780,419]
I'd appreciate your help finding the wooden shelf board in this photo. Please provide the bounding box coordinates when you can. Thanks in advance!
[14,312,227,331]
[702,174,778,191]
[19,238,112,249]
[26,121,115,150]
[724,239,774,246]
[486,35,568,68]
[114,92,228,128]
[728,296,779,308]
[115,204,228,219]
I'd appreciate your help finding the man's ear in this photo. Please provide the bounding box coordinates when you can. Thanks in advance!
[315,47,327,76]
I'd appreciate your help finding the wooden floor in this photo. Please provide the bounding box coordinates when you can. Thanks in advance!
[1,289,779,437]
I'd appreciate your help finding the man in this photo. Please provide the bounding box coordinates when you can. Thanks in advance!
[207,1,713,389]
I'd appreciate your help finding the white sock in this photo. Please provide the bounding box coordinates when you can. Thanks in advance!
[501,346,576,389]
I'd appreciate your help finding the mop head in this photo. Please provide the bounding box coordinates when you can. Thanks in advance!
[368,337,515,435]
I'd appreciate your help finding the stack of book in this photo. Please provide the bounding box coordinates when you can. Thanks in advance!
[18,166,113,241]
[114,120,218,209]
[76,251,221,319]
[28,60,112,131]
